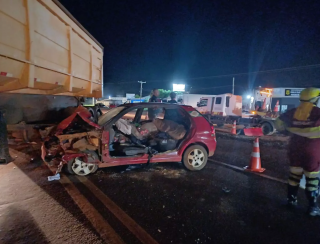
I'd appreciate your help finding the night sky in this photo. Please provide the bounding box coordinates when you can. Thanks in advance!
[59,0,320,97]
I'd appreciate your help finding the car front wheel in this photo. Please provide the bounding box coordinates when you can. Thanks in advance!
[67,151,99,176]
[183,145,208,171]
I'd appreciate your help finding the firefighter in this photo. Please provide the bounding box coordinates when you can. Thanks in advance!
[275,87,320,216]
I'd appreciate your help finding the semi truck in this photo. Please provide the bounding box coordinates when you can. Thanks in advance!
[197,89,277,135]
[0,0,103,124]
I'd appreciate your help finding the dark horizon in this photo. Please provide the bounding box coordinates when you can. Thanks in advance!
[59,0,320,97]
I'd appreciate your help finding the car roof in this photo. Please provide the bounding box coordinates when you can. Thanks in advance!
[118,103,194,110]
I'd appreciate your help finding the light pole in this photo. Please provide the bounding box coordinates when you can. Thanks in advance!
[138,81,146,102]
[232,77,235,95]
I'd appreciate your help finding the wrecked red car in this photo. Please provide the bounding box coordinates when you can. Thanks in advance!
[42,103,217,176]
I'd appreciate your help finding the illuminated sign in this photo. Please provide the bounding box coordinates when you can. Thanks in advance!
[285,88,303,97]
[173,84,185,92]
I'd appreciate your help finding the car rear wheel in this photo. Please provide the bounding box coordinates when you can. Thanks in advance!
[67,151,99,176]
[183,145,208,171]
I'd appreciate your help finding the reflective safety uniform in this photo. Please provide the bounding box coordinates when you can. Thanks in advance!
[277,104,320,173]
[276,102,320,215]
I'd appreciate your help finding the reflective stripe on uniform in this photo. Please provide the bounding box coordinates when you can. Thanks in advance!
[289,173,302,181]
[304,171,320,178]
[289,167,304,175]
[287,126,320,138]
[288,179,300,186]
[288,167,304,187]
[304,171,320,191]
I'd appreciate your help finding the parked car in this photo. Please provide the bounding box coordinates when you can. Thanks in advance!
[42,103,217,176]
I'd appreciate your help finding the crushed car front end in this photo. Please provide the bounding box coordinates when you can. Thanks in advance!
[41,106,102,175]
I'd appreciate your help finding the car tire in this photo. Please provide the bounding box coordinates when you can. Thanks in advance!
[261,122,274,135]
[182,145,208,171]
[67,150,99,176]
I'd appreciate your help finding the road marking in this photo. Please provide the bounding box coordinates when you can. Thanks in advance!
[208,159,287,184]
[77,176,159,244]
[59,175,125,244]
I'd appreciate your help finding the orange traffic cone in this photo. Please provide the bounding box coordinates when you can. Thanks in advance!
[273,100,279,112]
[231,120,237,135]
[244,138,265,173]
[261,98,266,110]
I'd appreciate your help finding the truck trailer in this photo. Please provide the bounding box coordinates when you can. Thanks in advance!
[0,0,103,124]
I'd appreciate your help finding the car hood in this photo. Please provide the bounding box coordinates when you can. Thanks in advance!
[55,106,101,135]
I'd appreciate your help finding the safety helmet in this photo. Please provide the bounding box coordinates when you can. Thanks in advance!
[299,88,320,102]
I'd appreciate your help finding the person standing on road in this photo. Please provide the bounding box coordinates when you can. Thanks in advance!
[149,89,159,102]
[148,88,159,119]
[168,92,178,104]
[275,88,320,216]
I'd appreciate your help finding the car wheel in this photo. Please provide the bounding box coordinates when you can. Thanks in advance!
[261,122,274,135]
[183,145,208,171]
[67,151,99,176]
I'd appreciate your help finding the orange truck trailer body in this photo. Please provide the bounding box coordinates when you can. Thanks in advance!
[0,0,103,98]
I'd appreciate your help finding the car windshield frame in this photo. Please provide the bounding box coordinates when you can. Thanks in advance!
[98,106,125,126]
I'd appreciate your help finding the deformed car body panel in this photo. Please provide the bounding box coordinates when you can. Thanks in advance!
[41,103,217,173]
[55,106,101,135]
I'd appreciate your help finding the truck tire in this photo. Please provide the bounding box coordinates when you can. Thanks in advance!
[261,122,274,136]
[182,145,208,171]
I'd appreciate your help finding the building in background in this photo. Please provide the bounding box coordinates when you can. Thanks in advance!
[272,88,305,113]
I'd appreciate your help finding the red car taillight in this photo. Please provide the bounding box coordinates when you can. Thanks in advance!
[211,125,216,141]
[211,125,215,134]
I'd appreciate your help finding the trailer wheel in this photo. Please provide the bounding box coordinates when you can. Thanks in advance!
[261,122,274,135]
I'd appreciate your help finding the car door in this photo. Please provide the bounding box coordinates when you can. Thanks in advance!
[100,107,150,166]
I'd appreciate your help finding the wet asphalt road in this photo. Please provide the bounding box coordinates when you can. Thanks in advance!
[4,134,320,244]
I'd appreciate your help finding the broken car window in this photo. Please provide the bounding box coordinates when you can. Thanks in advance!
[98,107,125,126]
[121,109,138,122]
[146,107,164,121]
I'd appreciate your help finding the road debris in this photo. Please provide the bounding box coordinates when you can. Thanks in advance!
[222,187,231,193]
[48,173,60,181]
